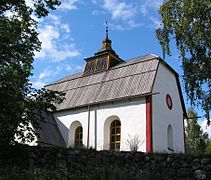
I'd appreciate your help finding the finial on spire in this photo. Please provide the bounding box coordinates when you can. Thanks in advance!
[105,20,108,39]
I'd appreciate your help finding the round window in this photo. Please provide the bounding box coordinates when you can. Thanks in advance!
[166,94,173,110]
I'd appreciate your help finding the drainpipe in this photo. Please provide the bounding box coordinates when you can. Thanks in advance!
[94,109,97,149]
[183,113,186,153]
[87,105,90,148]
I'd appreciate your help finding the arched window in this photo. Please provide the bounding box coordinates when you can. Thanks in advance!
[74,126,83,148]
[167,125,174,151]
[110,120,121,151]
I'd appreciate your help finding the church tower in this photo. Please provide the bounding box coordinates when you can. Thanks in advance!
[83,22,123,75]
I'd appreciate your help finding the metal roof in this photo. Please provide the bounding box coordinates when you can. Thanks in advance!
[45,54,160,111]
[36,111,66,147]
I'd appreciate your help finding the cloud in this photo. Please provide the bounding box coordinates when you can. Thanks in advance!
[35,15,80,61]
[32,81,46,89]
[96,0,162,30]
[103,0,136,21]
[101,0,142,30]
[58,0,80,11]
[139,0,162,28]
[39,25,60,50]
[199,119,211,139]
[140,0,162,16]
[109,20,142,31]
[149,16,161,29]
[32,64,83,89]
[50,45,80,62]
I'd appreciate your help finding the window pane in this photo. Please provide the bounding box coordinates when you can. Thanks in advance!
[116,143,120,150]
[110,120,121,151]
[116,135,120,141]
[110,143,115,150]
[116,128,120,133]
[75,126,83,148]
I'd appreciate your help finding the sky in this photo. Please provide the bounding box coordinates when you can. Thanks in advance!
[30,0,211,137]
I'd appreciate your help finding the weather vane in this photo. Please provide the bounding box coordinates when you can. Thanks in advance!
[105,20,108,39]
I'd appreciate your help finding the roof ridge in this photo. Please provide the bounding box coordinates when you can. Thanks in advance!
[45,54,159,87]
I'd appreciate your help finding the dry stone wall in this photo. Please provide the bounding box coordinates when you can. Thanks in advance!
[1,145,211,180]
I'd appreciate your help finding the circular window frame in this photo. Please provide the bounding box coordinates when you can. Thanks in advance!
[166,94,173,110]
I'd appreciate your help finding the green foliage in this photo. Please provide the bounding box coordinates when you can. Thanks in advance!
[0,0,64,145]
[185,108,209,153]
[206,140,211,154]
[157,0,211,122]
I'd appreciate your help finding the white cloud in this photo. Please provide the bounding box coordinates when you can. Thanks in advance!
[199,119,211,139]
[32,64,83,89]
[39,25,60,49]
[139,0,162,28]
[140,0,162,16]
[35,14,80,61]
[96,0,162,30]
[51,45,80,62]
[39,69,53,80]
[149,16,161,29]
[103,0,136,21]
[109,20,142,31]
[32,81,46,89]
[58,0,80,11]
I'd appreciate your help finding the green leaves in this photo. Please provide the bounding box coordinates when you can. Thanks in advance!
[185,108,209,153]
[0,0,62,145]
[157,0,211,122]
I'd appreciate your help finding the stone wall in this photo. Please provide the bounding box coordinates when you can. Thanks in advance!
[1,145,211,180]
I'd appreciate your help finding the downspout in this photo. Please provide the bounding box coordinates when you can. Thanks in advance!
[94,109,97,149]
[87,105,90,148]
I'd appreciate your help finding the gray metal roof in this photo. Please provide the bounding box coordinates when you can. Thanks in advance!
[45,54,160,111]
[36,111,66,147]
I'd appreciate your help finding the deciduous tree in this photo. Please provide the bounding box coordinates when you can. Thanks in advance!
[185,108,209,153]
[0,0,64,145]
[156,0,211,122]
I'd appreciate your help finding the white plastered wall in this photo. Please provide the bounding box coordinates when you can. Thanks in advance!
[152,62,185,153]
[53,98,147,152]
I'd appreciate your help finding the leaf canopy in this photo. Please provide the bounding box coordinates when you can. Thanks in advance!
[157,0,211,122]
[0,0,64,145]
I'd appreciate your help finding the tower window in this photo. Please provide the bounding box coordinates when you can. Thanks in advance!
[96,57,107,72]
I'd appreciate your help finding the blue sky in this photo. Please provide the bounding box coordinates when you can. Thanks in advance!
[30,0,211,137]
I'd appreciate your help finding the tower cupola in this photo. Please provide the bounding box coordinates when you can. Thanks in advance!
[83,21,123,75]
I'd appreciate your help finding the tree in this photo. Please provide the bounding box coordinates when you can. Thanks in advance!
[0,0,64,145]
[185,108,209,153]
[205,140,211,154]
[156,0,211,123]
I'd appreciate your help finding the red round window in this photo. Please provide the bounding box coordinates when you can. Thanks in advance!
[166,94,173,110]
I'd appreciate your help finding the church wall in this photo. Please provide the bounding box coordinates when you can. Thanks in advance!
[53,107,89,148]
[53,98,146,151]
[152,63,185,153]
[95,98,146,151]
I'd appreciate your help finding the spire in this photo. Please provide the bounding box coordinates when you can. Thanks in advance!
[105,20,109,40]
[99,21,112,52]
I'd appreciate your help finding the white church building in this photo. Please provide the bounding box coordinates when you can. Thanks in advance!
[38,32,186,153]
